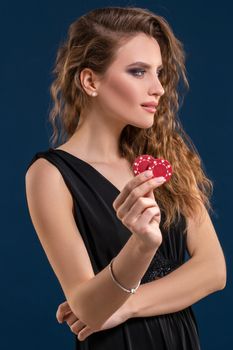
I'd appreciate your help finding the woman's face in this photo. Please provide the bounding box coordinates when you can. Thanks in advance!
[96,32,165,129]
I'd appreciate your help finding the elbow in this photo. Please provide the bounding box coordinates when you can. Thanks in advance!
[216,260,227,290]
[68,293,104,331]
[68,299,96,330]
[216,272,227,290]
[204,255,227,292]
[68,297,116,331]
[211,268,227,292]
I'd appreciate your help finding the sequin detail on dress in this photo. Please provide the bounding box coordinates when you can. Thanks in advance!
[141,251,180,284]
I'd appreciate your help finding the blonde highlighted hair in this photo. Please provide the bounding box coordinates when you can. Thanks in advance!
[48,6,214,232]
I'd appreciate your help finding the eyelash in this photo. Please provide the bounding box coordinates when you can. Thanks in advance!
[129,68,163,78]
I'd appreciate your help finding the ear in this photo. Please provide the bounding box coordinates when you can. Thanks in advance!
[78,68,101,96]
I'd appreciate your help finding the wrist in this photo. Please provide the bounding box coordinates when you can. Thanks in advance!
[124,294,138,319]
[131,234,158,255]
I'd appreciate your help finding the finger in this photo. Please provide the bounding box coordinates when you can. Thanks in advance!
[57,300,70,313]
[116,177,163,220]
[112,170,154,210]
[56,301,72,323]
[132,206,161,237]
[137,206,161,227]
[56,309,71,323]
[119,197,157,224]
[78,326,94,341]
[145,186,157,200]
[64,313,79,327]
[57,311,72,323]
[70,319,87,335]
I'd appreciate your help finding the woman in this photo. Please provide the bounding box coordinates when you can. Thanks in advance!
[25,6,226,350]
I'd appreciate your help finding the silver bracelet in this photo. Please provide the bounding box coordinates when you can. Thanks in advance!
[108,257,141,294]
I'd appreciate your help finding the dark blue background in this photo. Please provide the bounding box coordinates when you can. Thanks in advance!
[2,0,232,349]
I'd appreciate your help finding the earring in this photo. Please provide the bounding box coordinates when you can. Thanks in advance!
[91,92,97,97]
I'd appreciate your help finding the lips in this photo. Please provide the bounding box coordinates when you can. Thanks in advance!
[141,104,157,113]
[141,102,158,107]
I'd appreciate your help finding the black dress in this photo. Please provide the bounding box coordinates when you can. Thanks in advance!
[26,148,201,350]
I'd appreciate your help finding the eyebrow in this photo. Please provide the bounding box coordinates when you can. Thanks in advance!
[126,61,163,69]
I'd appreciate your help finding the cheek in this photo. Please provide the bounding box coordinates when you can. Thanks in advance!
[103,76,140,106]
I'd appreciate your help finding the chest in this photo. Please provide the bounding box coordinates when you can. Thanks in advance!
[89,160,135,192]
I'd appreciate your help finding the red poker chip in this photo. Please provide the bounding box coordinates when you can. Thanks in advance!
[132,154,173,182]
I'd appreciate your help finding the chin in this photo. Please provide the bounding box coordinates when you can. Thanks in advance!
[129,118,155,129]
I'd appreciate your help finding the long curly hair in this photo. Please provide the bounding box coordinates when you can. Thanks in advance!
[48,6,214,232]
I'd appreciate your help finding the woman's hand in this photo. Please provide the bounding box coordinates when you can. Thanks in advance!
[56,300,130,341]
[112,170,166,250]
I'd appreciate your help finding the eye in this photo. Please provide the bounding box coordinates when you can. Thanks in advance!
[156,69,163,77]
[128,68,163,78]
[128,68,146,77]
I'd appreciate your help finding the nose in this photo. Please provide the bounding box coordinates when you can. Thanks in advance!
[149,77,165,97]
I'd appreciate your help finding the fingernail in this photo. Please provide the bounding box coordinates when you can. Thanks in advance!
[155,176,166,183]
[144,170,153,178]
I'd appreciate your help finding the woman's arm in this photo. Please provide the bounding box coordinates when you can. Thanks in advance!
[57,246,226,328]
[56,251,225,341]
[126,254,226,318]
[127,205,227,318]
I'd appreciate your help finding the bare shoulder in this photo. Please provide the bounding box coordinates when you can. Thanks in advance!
[25,157,95,301]
[25,157,73,209]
